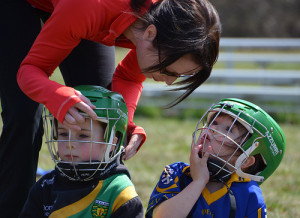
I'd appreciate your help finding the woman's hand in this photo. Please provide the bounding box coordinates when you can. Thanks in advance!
[62,90,97,130]
[190,144,211,184]
[122,134,144,161]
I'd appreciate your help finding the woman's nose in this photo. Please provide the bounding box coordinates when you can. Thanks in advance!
[164,76,177,85]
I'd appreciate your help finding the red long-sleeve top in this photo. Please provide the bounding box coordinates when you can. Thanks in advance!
[17,0,154,146]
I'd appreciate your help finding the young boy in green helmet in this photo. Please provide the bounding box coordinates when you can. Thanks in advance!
[20,85,143,217]
[146,98,286,218]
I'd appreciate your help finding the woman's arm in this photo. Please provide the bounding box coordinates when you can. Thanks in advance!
[17,0,103,125]
[112,49,147,159]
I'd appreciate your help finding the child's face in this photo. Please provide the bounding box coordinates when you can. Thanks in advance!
[57,119,106,162]
[199,114,247,165]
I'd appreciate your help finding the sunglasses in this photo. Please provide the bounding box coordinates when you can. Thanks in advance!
[160,69,196,78]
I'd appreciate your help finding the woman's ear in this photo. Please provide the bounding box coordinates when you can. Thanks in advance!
[241,156,256,169]
[143,24,157,41]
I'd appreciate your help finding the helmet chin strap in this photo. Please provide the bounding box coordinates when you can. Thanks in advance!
[104,125,123,164]
[207,158,232,183]
[104,125,117,162]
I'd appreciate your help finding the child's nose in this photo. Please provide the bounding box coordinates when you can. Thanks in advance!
[66,140,78,149]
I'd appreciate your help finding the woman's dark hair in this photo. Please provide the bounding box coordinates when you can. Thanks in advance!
[137,0,221,108]
[131,0,147,13]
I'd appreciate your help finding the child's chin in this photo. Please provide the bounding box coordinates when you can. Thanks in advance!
[62,157,80,162]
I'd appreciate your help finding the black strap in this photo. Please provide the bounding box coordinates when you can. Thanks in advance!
[224,183,236,218]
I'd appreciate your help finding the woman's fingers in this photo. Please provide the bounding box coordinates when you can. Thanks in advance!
[74,102,97,120]
[74,90,97,120]
[67,106,85,124]
[63,113,81,131]
[122,134,144,161]
[61,99,97,131]
[75,90,96,109]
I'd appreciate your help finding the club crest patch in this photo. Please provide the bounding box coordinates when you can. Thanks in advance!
[91,200,110,218]
[161,165,174,185]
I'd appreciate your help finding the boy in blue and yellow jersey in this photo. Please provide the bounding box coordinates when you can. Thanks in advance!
[146,98,286,218]
[20,86,143,217]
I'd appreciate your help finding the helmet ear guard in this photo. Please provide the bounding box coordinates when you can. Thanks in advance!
[235,142,265,182]
[193,98,286,185]
[43,85,128,181]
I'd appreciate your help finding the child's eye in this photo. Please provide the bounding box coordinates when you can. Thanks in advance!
[58,132,68,137]
[212,120,218,125]
[79,134,89,138]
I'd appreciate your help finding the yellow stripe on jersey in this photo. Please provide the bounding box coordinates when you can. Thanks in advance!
[258,207,261,218]
[111,185,138,213]
[202,173,251,205]
[49,181,104,218]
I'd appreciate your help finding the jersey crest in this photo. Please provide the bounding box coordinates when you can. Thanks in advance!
[91,200,110,218]
[161,165,174,185]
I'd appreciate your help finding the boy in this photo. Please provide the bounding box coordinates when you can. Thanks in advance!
[20,85,143,217]
[146,98,286,218]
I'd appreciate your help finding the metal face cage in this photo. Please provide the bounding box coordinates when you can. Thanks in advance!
[192,102,268,183]
[43,107,124,181]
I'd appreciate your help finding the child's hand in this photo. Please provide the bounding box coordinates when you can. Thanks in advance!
[62,91,97,130]
[190,144,211,184]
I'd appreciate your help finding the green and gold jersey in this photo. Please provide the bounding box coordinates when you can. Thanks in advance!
[20,165,143,218]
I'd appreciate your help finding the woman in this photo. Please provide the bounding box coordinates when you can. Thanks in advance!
[0,0,221,216]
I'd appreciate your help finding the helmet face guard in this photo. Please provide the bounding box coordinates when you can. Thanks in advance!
[192,98,286,184]
[43,85,128,181]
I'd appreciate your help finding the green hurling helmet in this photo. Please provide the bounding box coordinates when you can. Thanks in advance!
[43,85,128,181]
[193,98,285,185]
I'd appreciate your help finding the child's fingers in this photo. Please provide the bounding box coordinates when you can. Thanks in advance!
[192,143,200,153]
[191,144,200,159]
[192,144,205,157]
[190,144,204,166]
[202,146,212,161]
